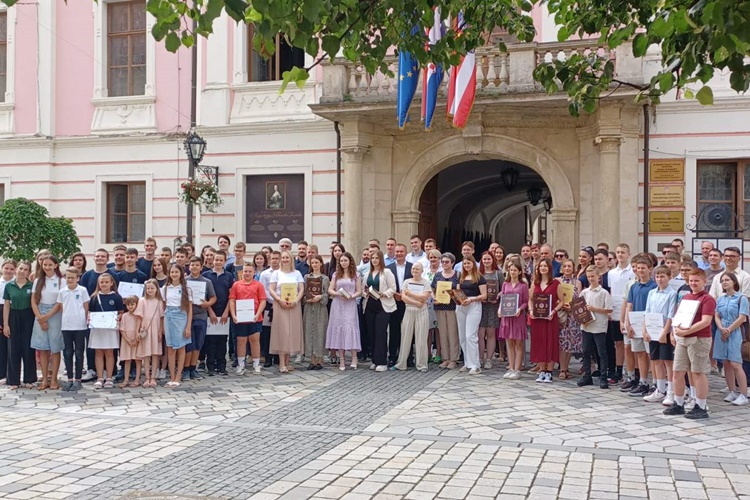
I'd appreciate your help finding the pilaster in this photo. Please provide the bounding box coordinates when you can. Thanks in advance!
[200,14,231,127]
[341,145,370,253]
[392,209,421,245]
[594,134,623,247]
[549,207,578,254]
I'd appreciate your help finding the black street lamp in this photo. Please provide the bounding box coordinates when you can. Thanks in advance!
[500,166,519,191]
[527,186,543,206]
[183,131,207,243]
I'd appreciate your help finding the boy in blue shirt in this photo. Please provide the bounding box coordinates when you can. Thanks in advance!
[642,265,677,404]
[623,255,658,397]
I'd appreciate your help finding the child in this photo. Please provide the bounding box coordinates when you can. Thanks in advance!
[184,257,216,380]
[118,248,149,285]
[226,242,247,280]
[3,261,36,389]
[229,262,266,375]
[135,280,164,388]
[119,296,142,388]
[0,259,16,385]
[31,255,63,391]
[498,261,529,380]
[623,255,657,397]
[160,247,173,265]
[88,273,123,389]
[203,250,234,375]
[664,253,683,293]
[642,265,677,404]
[577,266,613,389]
[57,268,91,392]
[174,248,189,274]
[162,264,193,387]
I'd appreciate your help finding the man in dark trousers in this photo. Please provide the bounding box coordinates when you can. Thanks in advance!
[387,244,412,367]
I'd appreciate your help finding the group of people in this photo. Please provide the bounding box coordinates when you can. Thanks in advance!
[0,235,746,420]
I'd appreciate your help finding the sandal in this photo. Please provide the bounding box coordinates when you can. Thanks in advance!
[149,379,157,388]
[49,383,60,390]
[559,370,569,380]
[38,383,49,391]
[287,365,295,372]
[129,381,140,388]
[118,382,129,389]
[279,366,288,373]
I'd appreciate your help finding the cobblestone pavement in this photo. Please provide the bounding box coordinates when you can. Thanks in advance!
[0,361,749,500]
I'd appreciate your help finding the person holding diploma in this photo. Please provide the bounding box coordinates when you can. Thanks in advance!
[431,253,460,369]
[577,266,613,389]
[269,251,305,373]
[713,272,749,406]
[304,255,330,370]
[556,259,581,380]
[203,250,234,375]
[479,252,501,370]
[361,250,396,372]
[454,256,487,375]
[498,261,528,380]
[229,262,267,375]
[623,256,657,397]
[395,262,432,372]
[663,269,716,419]
[184,257,216,381]
[326,253,360,370]
[641,266,678,404]
[529,258,563,383]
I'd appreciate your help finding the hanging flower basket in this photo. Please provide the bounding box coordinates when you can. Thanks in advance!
[179,179,223,213]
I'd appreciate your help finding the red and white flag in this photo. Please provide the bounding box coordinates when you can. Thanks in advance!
[446,12,476,129]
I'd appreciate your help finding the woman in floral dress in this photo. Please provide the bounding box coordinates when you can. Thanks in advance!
[557,259,581,379]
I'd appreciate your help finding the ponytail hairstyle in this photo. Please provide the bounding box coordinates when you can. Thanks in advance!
[33,255,62,304]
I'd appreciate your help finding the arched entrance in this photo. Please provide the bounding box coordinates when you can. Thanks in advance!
[392,132,578,253]
[417,161,551,255]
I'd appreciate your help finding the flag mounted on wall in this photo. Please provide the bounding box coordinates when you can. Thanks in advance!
[421,8,445,131]
[397,26,421,129]
[446,12,476,129]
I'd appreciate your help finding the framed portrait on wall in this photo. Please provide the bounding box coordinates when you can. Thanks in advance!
[246,175,304,243]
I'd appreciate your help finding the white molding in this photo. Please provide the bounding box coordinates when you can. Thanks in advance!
[91,0,157,134]
[232,21,248,84]
[0,5,16,135]
[37,0,55,136]
[94,173,153,247]
[234,165,313,249]
[229,80,317,124]
[0,176,12,201]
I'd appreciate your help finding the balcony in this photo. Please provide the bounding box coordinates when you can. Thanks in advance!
[318,40,645,106]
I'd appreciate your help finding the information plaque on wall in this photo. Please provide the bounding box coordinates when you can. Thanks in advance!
[649,211,685,233]
[649,159,685,182]
[649,185,685,207]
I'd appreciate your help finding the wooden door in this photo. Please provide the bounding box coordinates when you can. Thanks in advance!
[418,176,438,240]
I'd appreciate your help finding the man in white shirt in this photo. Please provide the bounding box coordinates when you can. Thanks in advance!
[387,244,413,367]
[406,235,430,269]
[384,238,397,266]
[606,243,636,384]
[453,241,475,273]
[708,246,750,298]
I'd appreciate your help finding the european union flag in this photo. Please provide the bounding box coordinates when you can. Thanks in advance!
[397,27,421,129]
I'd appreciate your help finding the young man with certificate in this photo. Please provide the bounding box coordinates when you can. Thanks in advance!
[641,266,678,404]
[184,257,216,380]
[623,256,657,397]
[229,262,267,375]
[663,269,716,419]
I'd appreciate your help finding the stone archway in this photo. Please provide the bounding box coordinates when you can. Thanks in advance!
[392,132,578,251]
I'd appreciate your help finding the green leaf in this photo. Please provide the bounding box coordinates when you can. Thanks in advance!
[683,88,695,99]
[658,71,674,92]
[632,33,649,57]
[165,32,181,52]
[695,85,714,105]
[244,8,262,23]
[321,35,341,56]
[650,16,673,38]
[279,67,309,93]
[302,0,323,21]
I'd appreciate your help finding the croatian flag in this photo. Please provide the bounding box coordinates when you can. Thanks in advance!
[421,8,445,131]
[397,25,422,129]
[446,12,476,129]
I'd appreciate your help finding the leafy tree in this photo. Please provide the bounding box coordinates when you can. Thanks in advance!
[0,198,81,263]
[2,0,748,115]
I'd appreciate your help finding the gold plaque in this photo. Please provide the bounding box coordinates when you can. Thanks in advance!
[648,211,685,233]
[649,185,685,207]
[650,159,685,182]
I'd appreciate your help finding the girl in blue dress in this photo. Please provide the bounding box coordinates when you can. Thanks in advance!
[714,272,749,406]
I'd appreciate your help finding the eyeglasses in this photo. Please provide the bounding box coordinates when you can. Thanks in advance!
[554,254,566,258]
[440,260,452,264]
[725,254,740,259]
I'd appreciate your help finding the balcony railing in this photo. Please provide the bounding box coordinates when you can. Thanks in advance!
[320,40,642,104]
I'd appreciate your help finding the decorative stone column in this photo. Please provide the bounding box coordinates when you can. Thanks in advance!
[549,207,578,252]
[594,135,624,247]
[392,209,421,245]
[342,146,370,253]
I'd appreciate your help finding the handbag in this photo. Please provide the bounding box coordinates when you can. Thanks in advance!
[733,296,750,362]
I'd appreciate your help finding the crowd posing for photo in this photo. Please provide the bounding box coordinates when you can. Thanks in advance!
[0,235,745,420]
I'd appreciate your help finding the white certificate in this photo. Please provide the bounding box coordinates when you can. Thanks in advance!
[628,311,645,338]
[187,280,206,305]
[236,299,255,323]
[644,312,664,338]
[118,282,144,299]
[672,299,701,329]
[610,295,623,321]
[89,311,118,329]
[206,321,230,336]
[407,282,425,295]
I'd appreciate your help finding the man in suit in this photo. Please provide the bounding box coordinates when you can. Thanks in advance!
[387,244,413,367]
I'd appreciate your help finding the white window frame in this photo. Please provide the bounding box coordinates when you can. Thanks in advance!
[0,4,16,136]
[95,174,153,246]
[91,0,156,134]
[232,24,314,85]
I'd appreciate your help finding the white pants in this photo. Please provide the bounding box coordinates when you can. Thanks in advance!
[396,306,429,370]
[456,301,481,369]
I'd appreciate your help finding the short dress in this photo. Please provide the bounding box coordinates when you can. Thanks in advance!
[135,297,164,358]
[119,312,140,361]
[558,277,582,354]
[30,276,64,353]
[326,274,361,351]
[88,292,124,349]
[480,271,502,328]
[714,293,749,363]
[498,280,529,340]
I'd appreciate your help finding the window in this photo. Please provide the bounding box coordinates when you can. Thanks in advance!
[248,27,305,82]
[697,161,750,238]
[107,182,145,243]
[0,12,6,102]
[107,1,146,97]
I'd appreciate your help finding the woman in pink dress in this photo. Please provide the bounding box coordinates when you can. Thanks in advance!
[529,259,564,384]
[498,260,529,380]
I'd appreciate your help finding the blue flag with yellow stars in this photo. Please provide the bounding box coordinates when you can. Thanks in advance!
[397,28,421,129]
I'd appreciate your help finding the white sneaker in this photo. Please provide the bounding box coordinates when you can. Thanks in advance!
[508,371,520,380]
[643,390,666,403]
[468,368,481,375]
[720,385,731,393]
[459,366,468,373]
[323,355,331,363]
[375,365,387,372]
[535,372,545,383]
[81,369,97,382]
[369,363,376,370]
[503,370,512,379]
[156,369,166,380]
[724,391,739,403]
[0,378,5,386]
[662,390,675,406]
[483,360,492,370]
[253,365,262,374]
[236,365,246,376]
[732,394,749,406]
[684,395,695,410]
[542,372,553,383]
[295,355,302,363]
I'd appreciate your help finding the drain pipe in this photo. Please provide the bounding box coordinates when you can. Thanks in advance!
[642,104,650,253]
[334,121,342,244]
